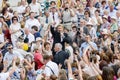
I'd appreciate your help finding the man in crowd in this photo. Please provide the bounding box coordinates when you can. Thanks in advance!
[53,43,69,69]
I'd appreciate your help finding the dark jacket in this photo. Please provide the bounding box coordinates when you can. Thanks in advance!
[50,26,68,52]
[53,51,69,69]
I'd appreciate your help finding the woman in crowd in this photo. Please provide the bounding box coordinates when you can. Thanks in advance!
[9,16,22,47]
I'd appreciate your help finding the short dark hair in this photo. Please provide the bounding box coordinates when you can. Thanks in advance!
[63,36,72,44]
[95,10,100,13]
[12,16,18,22]
[50,1,56,5]
[29,12,34,16]
[84,10,91,17]
[44,42,50,48]
[101,1,106,5]
[31,25,38,31]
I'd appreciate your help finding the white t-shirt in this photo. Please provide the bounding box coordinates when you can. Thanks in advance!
[3,51,17,67]
[29,3,41,16]
[0,72,9,80]
[43,61,59,77]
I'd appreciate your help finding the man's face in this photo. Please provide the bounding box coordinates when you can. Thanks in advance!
[54,45,59,52]
[85,35,90,42]
[87,25,92,29]
[32,0,36,3]
[110,5,114,12]
[80,20,84,27]
[57,26,63,32]
[21,0,26,5]
[8,45,13,53]
[102,18,107,23]
[30,13,35,19]
[65,3,69,8]
[51,8,56,13]
[45,12,49,17]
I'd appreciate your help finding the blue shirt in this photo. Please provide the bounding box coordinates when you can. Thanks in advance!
[79,42,98,57]
[34,32,41,40]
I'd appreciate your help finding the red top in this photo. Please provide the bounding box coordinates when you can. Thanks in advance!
[4,29,11,42]
[34,52,44,70]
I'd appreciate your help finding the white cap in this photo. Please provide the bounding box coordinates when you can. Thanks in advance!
[86,22,93,26]
[102,15,108,19]
[102,29,108,34]
[36,37,42,41]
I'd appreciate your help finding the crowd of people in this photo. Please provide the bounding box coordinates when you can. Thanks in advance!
[0,0,120,80]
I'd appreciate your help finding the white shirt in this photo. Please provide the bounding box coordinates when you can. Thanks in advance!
[43,61,59,77]
[65,46,73,63]
[0,72,9,80]
[62,10,72,22]
[79,42,98,57]
[89,7,96,17]
[29,3,41,16]
[109,10,117,17]
[4,51,17,67]
[17,5,27,14]
[25,33,35,44]
[49,12,60,26]
[25,18,41,31]
[44,16,54,25]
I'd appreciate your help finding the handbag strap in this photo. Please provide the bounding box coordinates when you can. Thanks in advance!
[46,65,55,75]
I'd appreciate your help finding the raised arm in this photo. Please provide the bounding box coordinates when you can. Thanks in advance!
[66,59,74,79]
[75,55,83,80]
[50,25,56,36]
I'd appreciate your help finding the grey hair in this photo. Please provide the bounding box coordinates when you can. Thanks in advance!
[55,43,62,50]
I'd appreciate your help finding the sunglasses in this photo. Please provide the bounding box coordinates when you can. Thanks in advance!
[8,47,13,50]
